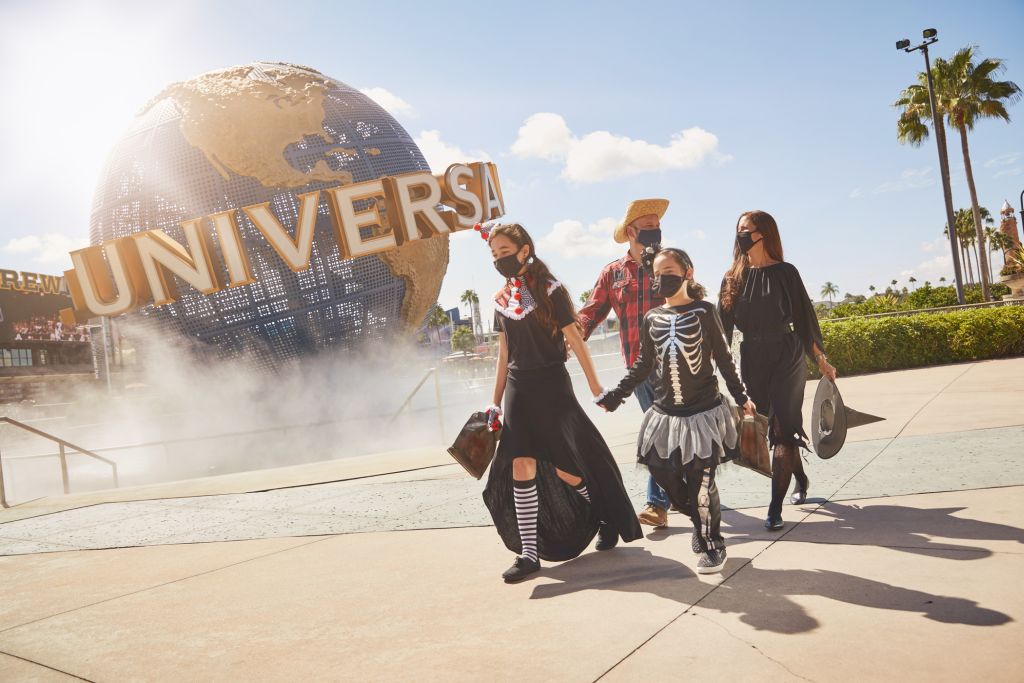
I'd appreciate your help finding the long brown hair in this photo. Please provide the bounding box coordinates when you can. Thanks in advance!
[488,223,575,337]
[720,210,785,311]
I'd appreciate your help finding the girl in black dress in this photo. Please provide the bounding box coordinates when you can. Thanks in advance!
[482,224,642,583]
[717,210,837,530]
[598,248,756,574]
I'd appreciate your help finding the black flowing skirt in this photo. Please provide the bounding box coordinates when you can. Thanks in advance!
[483,363,643,561]
[740,332,810,449]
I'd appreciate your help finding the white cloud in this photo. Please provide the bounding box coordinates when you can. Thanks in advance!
[985,152,1020,168]
[536,218,622,259]
[413,130,490,173]
[359,87,415,118]
[920,235,945,253]
[510,112,727,183]
[689,229,707,240]
[994,167,1022,179]
[3,233,87,267]
[899,254,952,283]
[873,167,934,194]
[849,188,864,199]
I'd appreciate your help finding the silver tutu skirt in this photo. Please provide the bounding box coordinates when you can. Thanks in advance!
[637,396,738,469]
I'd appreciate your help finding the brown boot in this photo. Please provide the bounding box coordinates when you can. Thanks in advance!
[638,503,668,528]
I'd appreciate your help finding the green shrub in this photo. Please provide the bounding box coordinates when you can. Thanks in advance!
[808,306,1024,377]
[822,284,1011,319]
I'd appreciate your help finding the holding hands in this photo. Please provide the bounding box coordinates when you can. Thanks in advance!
[742,400,757,417]
[595,387,629,412]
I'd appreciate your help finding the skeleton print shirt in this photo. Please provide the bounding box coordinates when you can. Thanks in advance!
[613,301,749,417]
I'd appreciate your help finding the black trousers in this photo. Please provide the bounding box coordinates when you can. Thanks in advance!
[650,458,724,552]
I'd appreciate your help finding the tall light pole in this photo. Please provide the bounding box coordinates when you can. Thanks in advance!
[897,29,966,304]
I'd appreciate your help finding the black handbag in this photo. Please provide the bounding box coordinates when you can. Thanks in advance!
[447,411,500,479]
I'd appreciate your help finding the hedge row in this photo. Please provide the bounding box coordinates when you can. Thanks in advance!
[808,306,1024,377]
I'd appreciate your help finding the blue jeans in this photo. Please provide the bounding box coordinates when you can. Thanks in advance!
[634,380,670,509]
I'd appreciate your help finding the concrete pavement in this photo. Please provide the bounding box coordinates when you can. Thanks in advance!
[0,357,1022,681]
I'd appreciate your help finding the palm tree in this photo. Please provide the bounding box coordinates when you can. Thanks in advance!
[988,227,1015,272]
[460,289,480,337]
[820,282,839,306]
[426,304,449,345]
[890,279,898,293]
[908,276,918,291]
[946,213,978,286]
[895,46,1021,300]
[579,289,593,306]
[868,284,876,295]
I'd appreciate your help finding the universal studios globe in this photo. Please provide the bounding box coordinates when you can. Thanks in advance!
[90,62,447,365]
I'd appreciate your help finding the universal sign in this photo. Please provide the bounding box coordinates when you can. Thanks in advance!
[61,162,504,323]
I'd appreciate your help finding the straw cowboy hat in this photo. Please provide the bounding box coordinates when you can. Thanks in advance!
[614,198,670,243]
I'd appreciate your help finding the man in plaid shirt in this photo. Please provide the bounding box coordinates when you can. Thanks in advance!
[579,198,672,528]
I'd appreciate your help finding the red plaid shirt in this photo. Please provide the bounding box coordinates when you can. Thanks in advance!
[578,252,665,368]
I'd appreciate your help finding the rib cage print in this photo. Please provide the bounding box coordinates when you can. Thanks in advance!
[649,310,704,405]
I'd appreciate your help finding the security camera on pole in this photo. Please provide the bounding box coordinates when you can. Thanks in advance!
[896,29,966,305]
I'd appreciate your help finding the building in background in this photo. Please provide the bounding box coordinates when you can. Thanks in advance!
[0,268,93,377]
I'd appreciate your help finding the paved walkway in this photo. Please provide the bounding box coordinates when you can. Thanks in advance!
[0,358,1022,680]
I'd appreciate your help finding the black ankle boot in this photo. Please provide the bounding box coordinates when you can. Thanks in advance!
[791,471,809,505]
[596,523,618,550]
[502,556,540,583]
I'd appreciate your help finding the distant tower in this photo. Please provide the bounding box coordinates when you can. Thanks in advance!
[1000,199,1020,257]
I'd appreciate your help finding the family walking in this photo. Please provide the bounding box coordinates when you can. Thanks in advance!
[479,199,833,583]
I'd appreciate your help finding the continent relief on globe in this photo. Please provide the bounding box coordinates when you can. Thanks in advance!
[146,63,447,333]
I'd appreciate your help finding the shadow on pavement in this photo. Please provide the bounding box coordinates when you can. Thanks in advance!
[525,503,1016,633]
[723,502,1024,558]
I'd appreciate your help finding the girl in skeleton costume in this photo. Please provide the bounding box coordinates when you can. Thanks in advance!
[717,210,837,531]
[481,223,642,584]
[598,248,756,574]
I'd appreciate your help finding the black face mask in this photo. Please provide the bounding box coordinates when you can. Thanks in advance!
[737,231,759,254]
[637,229,662,248]
[494,252,524,279]
[654,274,684,298]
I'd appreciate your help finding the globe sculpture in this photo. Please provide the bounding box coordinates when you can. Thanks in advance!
[90,62,448,364]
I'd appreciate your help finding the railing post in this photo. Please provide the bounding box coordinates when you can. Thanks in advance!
[59,443,70,494]
[0,445,8,508]
[433,367,445,445]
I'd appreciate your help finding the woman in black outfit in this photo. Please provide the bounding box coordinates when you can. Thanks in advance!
[717,211,837,530]
[482,223,642,583]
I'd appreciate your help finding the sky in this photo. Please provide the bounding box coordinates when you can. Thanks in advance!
[1,0,1022,317]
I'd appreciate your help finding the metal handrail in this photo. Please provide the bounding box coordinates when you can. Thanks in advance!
[0,416,119,508]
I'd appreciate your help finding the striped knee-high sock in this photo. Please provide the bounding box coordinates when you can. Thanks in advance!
[513,479,539,562]
[573,482,591,502]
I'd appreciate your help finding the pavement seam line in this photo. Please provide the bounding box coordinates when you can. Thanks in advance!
[0,536,333,635]
[0,648,93,681]
[691,612,818,682]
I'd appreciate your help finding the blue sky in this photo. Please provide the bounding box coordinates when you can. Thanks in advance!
[1,0,1022,314]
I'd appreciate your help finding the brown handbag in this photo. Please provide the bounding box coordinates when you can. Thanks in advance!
[737,412,773,478]
[447,411,500,479]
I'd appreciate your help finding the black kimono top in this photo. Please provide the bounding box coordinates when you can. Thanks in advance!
[611,301,749,417]
[493,279,576,371]
[718,262,825,362]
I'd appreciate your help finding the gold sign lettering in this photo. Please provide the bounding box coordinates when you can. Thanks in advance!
[61,163,505,322]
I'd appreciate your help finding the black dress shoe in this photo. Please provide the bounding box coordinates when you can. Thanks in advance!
[596,523,618,550]
[791,475,809,505]
[764,514,784,531]
[502,556,540,583]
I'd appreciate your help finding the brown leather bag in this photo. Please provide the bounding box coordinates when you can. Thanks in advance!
[447,412,500,479]
[737,412,772,478]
